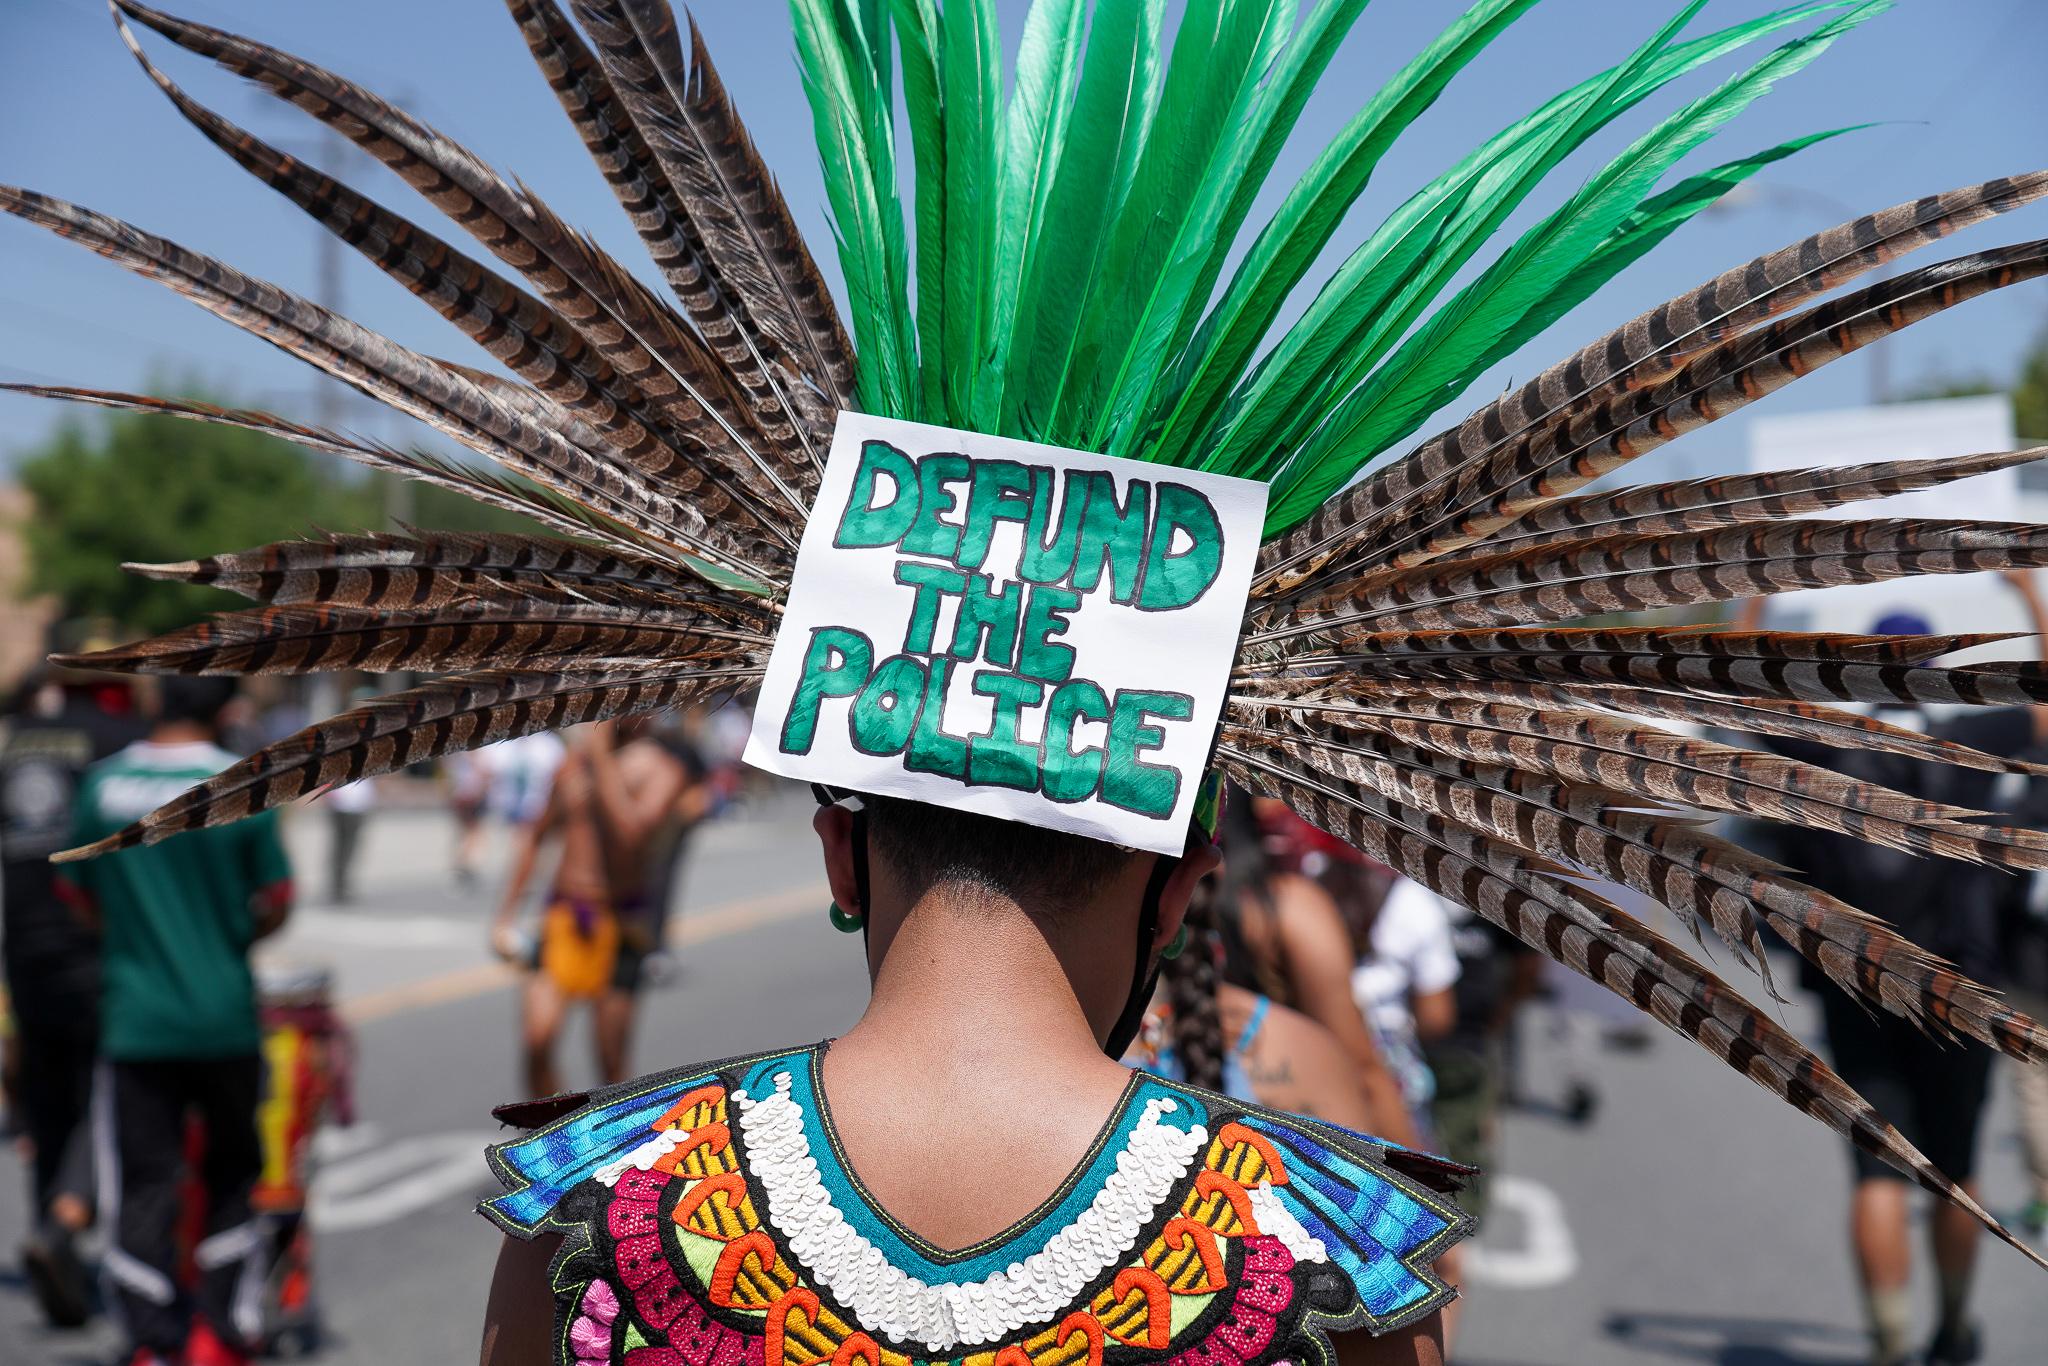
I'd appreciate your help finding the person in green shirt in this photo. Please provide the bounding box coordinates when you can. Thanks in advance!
[58,675,293,1366]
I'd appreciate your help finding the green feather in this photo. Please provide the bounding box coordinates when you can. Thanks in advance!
[1061,0,1293,449]
[1270,0,1888,525]
[977,0,1087,433]
[1005,0,1163,444]
[889,0,946,423]
[1477,124,1868,380]
[792,0,916,416]
[1137,0,1541,471]
[941,0,1002,426]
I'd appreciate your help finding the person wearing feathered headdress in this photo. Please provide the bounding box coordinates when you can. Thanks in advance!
[13,3,2048,1364]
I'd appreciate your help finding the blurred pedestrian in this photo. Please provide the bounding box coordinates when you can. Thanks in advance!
[58,676,294,1366]
[1736,574,2048,1366]
[1211,791,1421,1148]
[321,776,374,905]
[491,718,691,1097]
[447,746,495,890]
[1423,890,1541,1232]
[489,730,567,829]
[1,666,143,1327]
[637,714,713,984]
[1350,876,1460,1140]
[1132,873,1386,1128]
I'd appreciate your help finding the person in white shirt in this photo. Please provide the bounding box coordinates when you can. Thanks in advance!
[1351,875,1461,1136]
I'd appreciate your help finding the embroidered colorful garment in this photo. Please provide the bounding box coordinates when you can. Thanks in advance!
[481,1045,1471,1366]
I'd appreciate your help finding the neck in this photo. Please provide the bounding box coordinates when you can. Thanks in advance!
[840,892,1125,1087]
[148,722,213,745]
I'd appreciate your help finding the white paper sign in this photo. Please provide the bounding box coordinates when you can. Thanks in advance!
[744,412,1269,854]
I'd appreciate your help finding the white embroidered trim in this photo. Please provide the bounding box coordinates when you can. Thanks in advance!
[734,1071,1206,1351]
[595,1127,691,1187]
[1246,1182,1327,1265]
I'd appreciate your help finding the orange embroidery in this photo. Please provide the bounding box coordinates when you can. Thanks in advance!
[992,1346,1035,1366]
[653,1084,728,1132]
[1214,1123,1288,1185]
[672,1171,752,1236]
[1056,1312,1105,1366]
[765,1288,825,1366]
[709,1231,778,1307]
[1191,1170,1262,1235]
[656,1122,733,1176]
[1108,1267,1173,1348]
[1160,1217,1227,1294]
[832,1334,883,1366]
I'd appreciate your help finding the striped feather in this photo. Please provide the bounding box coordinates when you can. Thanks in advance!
[52,602,766,677]
[112,0,808,523]
[1469,446,2048,556]
[505,0,825,481]
[1216,741,2048,1270]
[0,185,772,580]
[569,0,854,420]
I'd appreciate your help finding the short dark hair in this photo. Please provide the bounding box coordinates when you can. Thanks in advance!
[863,794,1139,917]
[156,675,238,729]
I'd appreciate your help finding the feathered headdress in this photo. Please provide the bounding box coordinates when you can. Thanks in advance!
[12,0,2048,1264]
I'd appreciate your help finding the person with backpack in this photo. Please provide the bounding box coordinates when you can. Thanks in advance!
[1737,573,2048,1365]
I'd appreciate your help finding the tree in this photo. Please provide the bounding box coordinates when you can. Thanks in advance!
[2015,322,2048,442]
[14,398,383,638]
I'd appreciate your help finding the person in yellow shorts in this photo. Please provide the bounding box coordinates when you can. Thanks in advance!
[491,718,691,1099]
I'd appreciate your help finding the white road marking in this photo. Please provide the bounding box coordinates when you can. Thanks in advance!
[1461,1175,1580,1289]
[284,908,478,947]
[308,1131,500,1232]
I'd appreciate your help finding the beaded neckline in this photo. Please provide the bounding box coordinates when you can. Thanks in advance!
[804,1043,1146,1264]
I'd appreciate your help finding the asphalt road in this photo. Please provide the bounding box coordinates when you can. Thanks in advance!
[5,792,2046,1364]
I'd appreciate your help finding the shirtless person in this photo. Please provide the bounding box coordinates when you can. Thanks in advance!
[491,718,691,1098]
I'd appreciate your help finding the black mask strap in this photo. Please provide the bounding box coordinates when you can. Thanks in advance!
[851,803,872,955]
[1103,853,1176,1059]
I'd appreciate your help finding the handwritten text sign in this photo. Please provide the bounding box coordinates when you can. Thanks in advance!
[744,413,1267,854]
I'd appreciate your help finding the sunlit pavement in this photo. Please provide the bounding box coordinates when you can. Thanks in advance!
[4,790,2044,1363]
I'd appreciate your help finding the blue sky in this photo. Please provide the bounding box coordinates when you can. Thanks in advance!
[2,0,2044,482]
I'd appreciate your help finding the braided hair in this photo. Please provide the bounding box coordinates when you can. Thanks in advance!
[1161,879,1227,1092]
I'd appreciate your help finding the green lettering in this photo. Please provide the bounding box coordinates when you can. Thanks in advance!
[1016,585,1081,683]
[958,459,1035,572]
[1071,472,1148,602]
[1136,483,1224,611]
[1101,689,1191,818]
[905,656,970,779]
[893,561,968,653]
[967,672,1045,792]
[901,452,971,561]
[947,573,1023,669]
[834,441,919,549]
[779,627,873,754]
[1041,679,1109,804]
[849,654,926,756]
[1020,467,1088,585]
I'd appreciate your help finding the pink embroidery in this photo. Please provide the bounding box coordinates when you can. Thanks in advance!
[1164,1236,1296,1366]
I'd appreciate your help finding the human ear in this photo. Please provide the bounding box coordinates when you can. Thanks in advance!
[812,804,862,920]
[1153,839,1221,952]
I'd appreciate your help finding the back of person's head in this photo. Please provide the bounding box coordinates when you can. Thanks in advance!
[863,794,1140,919]
[155,676,238,732]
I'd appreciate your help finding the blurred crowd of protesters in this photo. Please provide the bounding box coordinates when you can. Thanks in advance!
[17,591,2048,1366]
[2,664,293,1366]
[0,650,751,1359]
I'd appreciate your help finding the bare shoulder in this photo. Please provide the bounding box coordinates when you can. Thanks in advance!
[481,1232,561,1366]
[1243,998,1378,1129]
